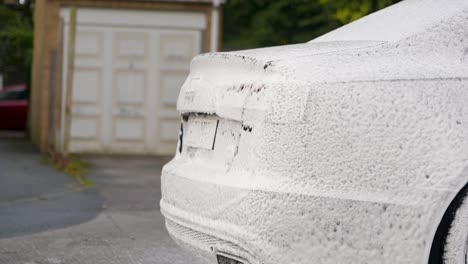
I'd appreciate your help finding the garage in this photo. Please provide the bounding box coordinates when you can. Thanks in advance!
[30,0,223,155]
[62,8,204,154]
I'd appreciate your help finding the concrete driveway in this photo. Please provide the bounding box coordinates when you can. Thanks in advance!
[0,137,204,264]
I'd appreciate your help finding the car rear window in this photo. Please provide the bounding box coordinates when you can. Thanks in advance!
[0,90,27,101]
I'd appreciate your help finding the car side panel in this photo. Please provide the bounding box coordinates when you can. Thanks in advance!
[0,101,28,130]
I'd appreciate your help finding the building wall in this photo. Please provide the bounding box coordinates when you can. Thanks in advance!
[30,0,60,148]
[30,0,218,153]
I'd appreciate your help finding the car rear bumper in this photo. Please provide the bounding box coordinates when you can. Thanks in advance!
[160,169,259,264]
[160,160,454,264]
[162,208,256,264]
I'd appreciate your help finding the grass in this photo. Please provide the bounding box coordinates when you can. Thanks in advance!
[41,153,94,187]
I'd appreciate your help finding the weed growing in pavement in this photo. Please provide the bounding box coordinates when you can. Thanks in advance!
[41,153,94,187]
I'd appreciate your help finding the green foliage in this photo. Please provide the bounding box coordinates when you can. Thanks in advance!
[0,5,33,70]
[319,0,401,24]
[222,0,400,50]
[41,154,94,188]
[223,0,338,50]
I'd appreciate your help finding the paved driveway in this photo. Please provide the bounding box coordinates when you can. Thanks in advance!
[0,137,204,264]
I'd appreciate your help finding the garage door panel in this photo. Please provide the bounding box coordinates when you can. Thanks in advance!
[161,71,187,107]
[72,68,101,103]
[160,33,197,65]
[62,7,206,154]
[69,140,101,153]
[72,104,100,116]
[159,119,180,142]
[113,118,145,142]
[70,66,101,148]
[71,117,99,140]
[115,32,148,60]
[114,106,145,119]
[156,30,201,154]
[115,70,146,105]
[66,25,104,152]
[112,29,148,148]
[76,31,102,58]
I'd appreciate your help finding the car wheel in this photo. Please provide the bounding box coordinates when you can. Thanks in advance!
[429,183,468,264]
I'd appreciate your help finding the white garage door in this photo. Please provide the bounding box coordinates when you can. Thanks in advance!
[60,8,205,154]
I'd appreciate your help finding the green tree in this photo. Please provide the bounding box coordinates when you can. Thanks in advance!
[0,4,33,82]
[319,0,401,24]
[222,0,401,51]
[223,0,338,50]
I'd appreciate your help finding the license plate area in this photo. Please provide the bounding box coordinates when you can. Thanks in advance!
[185,115,220,150]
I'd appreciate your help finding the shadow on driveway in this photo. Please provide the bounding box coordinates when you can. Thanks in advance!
[0,136,204,264]
[0,137,103,239]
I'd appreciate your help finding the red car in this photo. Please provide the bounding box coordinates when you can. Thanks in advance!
[0,85,28,130]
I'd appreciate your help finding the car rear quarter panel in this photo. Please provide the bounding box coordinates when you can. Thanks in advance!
[163,8,468,262]
[162,77,468,264]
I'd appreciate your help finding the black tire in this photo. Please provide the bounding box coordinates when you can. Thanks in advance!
[429,183,468,264]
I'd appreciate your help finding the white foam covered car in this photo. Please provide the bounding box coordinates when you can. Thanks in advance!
[161,0,468,263]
